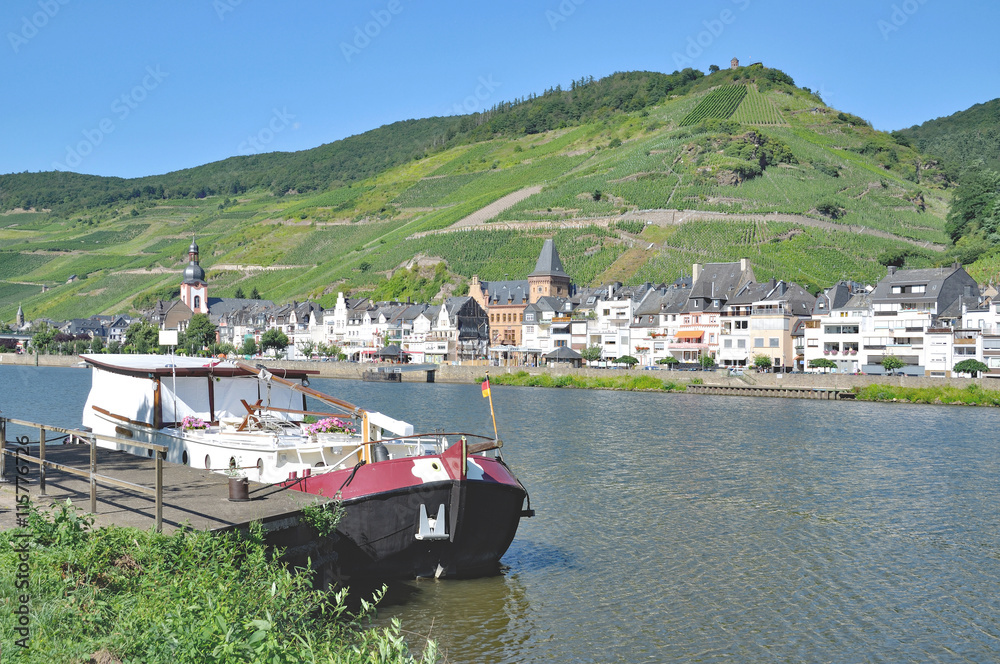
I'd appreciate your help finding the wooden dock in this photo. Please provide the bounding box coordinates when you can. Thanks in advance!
[686,384,855,400]
[1,419,342,586]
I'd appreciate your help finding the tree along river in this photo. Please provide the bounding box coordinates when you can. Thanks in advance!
[3,365,1000,663]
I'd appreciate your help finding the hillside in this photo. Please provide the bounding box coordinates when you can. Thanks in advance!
[0,66,964,325]
[897,97,1000,173]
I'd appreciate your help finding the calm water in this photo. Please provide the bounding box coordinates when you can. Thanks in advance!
[4,366,1000,663]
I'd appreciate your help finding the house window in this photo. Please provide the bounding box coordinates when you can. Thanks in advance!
[724,339,733,348]
[603,309,610,316]
[769,338,779,347]
[525,326,534,334]
[525,313,534,322]
[754,338,764,347]
[654,342,664,351]
[737,339,746,348]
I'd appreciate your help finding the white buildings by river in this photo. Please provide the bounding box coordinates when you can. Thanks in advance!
[9,239,1000,379]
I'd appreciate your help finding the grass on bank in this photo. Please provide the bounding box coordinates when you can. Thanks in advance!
[485,370,684,392]
[1,500,435,664]
[853,382,1000,406]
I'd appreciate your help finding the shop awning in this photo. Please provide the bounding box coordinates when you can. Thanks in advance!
[675,330,704,340]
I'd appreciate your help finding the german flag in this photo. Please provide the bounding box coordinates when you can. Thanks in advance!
[481,378,491,398]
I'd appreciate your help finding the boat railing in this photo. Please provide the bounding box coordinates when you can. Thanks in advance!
[0,416,168,532]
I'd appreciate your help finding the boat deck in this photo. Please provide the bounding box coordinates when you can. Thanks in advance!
[0,444,321,534]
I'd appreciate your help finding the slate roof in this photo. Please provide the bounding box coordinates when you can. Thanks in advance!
[479,280,530,306]
[528,238,569,279]
[545,346,582,360]
[685,261,756,312]
[759,281,816,317]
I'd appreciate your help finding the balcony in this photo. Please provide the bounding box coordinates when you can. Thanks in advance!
[955,338,977,345]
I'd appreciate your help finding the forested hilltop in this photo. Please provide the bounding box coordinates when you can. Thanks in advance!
[0,65,985,325]
[894,98,1000,279]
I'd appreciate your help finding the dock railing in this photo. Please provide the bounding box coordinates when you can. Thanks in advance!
[0,417,168,532]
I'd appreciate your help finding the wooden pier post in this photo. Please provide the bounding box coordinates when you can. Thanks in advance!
[39,426,46,496]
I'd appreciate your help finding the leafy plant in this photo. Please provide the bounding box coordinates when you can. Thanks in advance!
[301,499,345,537]
[881,355,905,372]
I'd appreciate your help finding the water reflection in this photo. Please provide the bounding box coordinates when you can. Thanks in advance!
[356,571,534,663]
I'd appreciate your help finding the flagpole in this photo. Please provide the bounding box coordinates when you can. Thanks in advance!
[485,373,499,442]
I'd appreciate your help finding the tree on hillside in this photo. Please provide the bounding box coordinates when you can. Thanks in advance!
[945,169,1000,243]
[125,320,160,354]
[809,357,838,373]
[881,355,905,373]
[240,336,258,357]
[260,329,290,355]
[656,356,679,370]
[616,355,638,368]
[30,322,55,354]
[234,287,245,299]
[709,64,720,73]
[250,287,262,300]
[580,345,603,364]
[753,354,772,371]
[954,358,988,377]
[183,314,217,353]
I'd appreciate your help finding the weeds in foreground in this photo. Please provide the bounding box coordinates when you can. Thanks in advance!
[853,383,1000,406]
[1,500,436,663]
[485,370,685,392]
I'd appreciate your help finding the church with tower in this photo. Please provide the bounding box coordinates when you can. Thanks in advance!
[180,238,208,314]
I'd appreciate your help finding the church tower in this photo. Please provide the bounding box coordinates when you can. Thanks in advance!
[528,239,572,304]
[16,303,24,328]
[179,238,209,314]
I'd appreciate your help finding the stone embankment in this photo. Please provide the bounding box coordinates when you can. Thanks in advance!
[6,353,990,393]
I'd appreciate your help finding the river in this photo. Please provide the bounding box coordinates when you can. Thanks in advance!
[3,365,1000,662]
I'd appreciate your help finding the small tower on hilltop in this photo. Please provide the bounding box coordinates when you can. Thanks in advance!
[16,303,25,329]
[179,237,209,314]
[731,57,739,69]
[528,239,572,304]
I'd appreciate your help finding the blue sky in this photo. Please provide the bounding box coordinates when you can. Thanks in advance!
[2,0,997,178]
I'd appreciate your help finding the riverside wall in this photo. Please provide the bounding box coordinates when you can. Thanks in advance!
[7,353,994,392]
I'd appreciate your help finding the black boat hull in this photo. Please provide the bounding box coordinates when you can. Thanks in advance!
[332,478,527,580]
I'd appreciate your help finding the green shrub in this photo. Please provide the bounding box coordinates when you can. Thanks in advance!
[0,501,435,663]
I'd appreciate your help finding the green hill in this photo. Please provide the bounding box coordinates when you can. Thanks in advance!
[897,98,1000,173]
[894,99,1000,172]
[0,66,968,325]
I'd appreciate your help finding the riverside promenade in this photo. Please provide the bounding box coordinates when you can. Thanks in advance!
[1,351,989,392]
